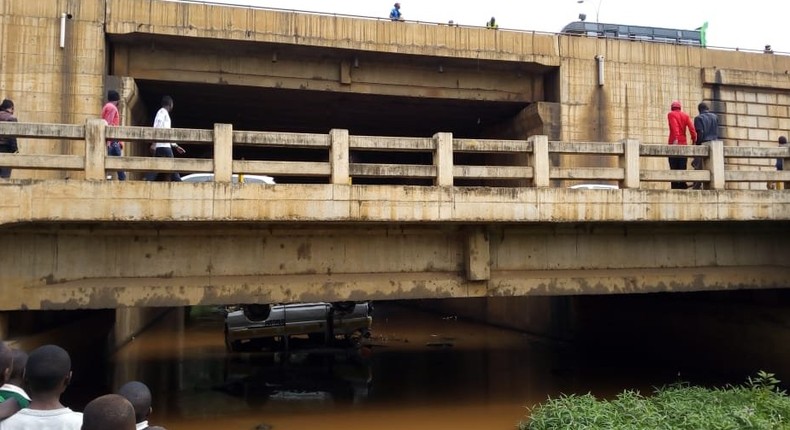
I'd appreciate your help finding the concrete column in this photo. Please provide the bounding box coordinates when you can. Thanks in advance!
[705,140,725,190]
[213,123,233,183]
[84,118,106,180]
[0,313,8,340]
[465,227,490,281]
[528,135,549,187]
[621,139,640,189]
[330,129,350,185]
[434,132,453,186]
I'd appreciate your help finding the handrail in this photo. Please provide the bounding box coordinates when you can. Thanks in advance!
[0,121,788,189]
[168,0,790,56]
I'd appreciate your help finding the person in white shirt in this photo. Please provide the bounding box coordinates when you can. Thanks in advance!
[148,95,185,181]
[0,344,82,430]
[117,381,153,430]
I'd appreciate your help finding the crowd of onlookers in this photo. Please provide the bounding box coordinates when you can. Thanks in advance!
[0,342,166,430]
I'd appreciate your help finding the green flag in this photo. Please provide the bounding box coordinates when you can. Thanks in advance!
[695,21,708,47]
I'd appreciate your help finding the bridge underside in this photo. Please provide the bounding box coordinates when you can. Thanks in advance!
[110,34,556,138]
[1,220,786,310]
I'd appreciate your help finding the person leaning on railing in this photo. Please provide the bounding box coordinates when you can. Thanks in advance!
[666,100,697,189]
[692,102,719,190]
[0,99,19,179]
[774,135,787,190]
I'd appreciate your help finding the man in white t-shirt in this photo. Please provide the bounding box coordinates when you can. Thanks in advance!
[0,345,82,430]
[148,95,185,181]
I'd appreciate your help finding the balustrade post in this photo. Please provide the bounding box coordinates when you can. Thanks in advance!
[330,129,350,185]
[434,132,453,186]
[213,123,233,183]
[705,140,725,190]
[528,135,549,187]
[84,118,107,180]
[621,139,640,189]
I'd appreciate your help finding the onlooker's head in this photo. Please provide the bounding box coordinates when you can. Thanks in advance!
[0,342,12,385]
[0,99,14,112]
[394,3,400,9]
[779,136,787,145]
[117,380,152,424]
[24,344,72,397]
[82,394,136,430]
[8,348,27,386]
[161,95,174,111]
[670,100,681,111]
[107,90,120,103]
[698,102,710,113]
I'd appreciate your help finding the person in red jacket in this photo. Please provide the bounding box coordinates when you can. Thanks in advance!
[666,100,697,189]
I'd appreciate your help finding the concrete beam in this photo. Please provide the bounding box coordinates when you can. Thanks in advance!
[0,223,786,310]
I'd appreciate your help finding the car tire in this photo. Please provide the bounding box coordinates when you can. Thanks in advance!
[243,304,272,321]
[332,301,356,314]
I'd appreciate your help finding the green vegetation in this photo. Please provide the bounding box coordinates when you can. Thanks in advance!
[520,371,790,430]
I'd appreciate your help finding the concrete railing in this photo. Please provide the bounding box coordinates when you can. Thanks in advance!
[1,120,789,190]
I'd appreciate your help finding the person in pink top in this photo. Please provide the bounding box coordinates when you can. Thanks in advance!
[101,90,125,180]
[666,100,697,189]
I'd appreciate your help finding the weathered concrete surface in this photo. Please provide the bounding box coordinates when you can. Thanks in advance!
[0,221,787,310]
[1,181,788,226]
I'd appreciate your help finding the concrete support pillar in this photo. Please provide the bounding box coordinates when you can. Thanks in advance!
[112,307,170,350]
[434,132,453,186]
[621,139,640,189]
[330,129,350,185]
[705,140,725,190]
[465,227,490,281]
[84,118,106,180]
[213,123,233,183]
[528,135,549,187]
[0,313,8,340]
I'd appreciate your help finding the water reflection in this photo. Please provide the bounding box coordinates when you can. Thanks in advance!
[99,292,790,430]
[217,351,372,408]
[108,303,576,430]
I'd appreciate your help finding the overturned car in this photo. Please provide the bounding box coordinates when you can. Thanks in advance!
[224,302,373,352]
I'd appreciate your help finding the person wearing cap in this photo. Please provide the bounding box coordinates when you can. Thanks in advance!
[666,100,697,189]
[389,3,403,21]
[102,90,126,180]
[0,99,18,179]
[691,101,719,189]
[775,135,788,190]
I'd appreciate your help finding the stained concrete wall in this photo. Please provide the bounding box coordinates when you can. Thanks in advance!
[0,221,787,310]
[0,0,107,179]
[2,0,789,188]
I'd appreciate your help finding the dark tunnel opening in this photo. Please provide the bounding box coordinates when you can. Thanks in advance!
[135,79,529,137]
[132,80,532,184]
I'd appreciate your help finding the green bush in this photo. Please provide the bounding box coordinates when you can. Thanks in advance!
[520,372,790,430]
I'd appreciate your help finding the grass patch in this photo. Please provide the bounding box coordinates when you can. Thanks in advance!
[520,371,790,430]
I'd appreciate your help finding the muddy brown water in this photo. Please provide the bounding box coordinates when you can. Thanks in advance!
[61,294,790,430]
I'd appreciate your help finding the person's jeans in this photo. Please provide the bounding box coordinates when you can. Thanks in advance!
[0,145,13,178]
[147,146,182,182]
[107,141,126,181]
[668,156,688,189]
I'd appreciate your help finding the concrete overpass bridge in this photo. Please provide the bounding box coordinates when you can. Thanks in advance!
[0,0,789,315]
[0,121,788,313]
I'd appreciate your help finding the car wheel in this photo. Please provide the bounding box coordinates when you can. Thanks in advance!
[332,301,356,314]
[243,304,272,321]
